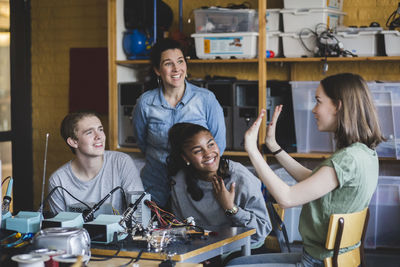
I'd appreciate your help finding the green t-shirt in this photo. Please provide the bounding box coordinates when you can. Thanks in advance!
[299,142,379,260]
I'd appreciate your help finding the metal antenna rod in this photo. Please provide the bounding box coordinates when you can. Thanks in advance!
[38,133,49,214]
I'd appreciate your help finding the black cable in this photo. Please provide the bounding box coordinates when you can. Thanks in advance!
[386,2,400,30]
[299,28,317,53]
[90,246,121,261]
[1,176,11,185]
[41,185,92,212]
[117,249,144,266]
[83,186,126,222]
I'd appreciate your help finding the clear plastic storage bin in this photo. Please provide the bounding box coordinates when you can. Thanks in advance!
[194,8,257,33]
[372,91,397,158]
[380,82,400,159]
[290,81,335,152]
[284,206,303,243]
[365,176,400,249]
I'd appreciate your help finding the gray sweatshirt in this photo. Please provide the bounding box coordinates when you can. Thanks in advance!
[170,160,271,246]
[48,151,144,215]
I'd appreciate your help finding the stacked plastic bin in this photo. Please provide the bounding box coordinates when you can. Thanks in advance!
[371,82,400,159]
[279,0,345,57]
[290,81,335,153]
[265,9,281,58]
[381,30,400,56]
[290,80,400,157]
[335,26,382,57]
[365,176,400,249]
[191,7,259,59]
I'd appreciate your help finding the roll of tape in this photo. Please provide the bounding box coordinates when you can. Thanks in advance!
[11,254,50,267]
[31,248,66,267]
[52,254,90,267]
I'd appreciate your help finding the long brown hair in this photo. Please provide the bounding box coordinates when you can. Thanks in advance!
[320,73,385,149]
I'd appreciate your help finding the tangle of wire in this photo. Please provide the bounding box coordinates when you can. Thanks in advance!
[298,23,357,58]
[386,2,400,30]
[144,200,187,228]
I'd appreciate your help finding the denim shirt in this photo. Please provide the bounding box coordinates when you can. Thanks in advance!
[132,81,226,206]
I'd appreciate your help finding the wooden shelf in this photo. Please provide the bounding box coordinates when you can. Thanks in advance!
[115,147,249,157]
[108,0,399,161]
[116,56,400,67]
[223,151,249,157]
[116,58,259,66]
[266,56,400,62]
[116,147,141,153]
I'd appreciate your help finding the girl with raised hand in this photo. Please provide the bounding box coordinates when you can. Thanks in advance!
[228,73,385,267]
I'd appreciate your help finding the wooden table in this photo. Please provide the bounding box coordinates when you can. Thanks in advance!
[91,226,255,263]
[87,258,202,267]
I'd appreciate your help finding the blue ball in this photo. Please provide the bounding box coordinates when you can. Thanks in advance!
[123,29,147,57]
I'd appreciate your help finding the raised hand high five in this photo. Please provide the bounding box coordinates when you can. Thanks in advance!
[265,105,283,152]
[244,109,266,153]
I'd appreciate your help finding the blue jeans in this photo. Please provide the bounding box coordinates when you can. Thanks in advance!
[225,249,324,267]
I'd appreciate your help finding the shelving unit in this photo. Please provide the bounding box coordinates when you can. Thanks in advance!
[107,0,399,161]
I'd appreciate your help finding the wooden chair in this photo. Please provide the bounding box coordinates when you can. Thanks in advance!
[324,207,369,267]
[264,203,285,251]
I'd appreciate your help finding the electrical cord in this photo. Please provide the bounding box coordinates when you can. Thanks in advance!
[82,186,126,222]
[41,185,127,221]
[40,185,92,213]
[1,176,11,185]
[145,200,186,227]
[299,27,318,53]
[118,249,144,266]
[386,2,400,30]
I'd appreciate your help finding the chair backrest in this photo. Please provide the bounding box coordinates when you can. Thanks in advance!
[264,203,286,252]
[273,203,285,222]
[324,207,369,267]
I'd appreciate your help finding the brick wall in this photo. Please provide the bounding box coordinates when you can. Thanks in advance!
[31,0,107,208]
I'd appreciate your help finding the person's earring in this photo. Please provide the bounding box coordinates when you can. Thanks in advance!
[186,162,190,166]
[157,76,162,88]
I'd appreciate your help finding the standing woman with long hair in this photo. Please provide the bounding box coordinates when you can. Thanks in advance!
[132,39,226,208]
[227,73,385,266]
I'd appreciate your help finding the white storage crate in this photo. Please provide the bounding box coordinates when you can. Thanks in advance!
[194,8,257,33]
[381,30,400,56]
[290,81,335,153]
[365,176,400,249]
[281,8,345,33]
[191,32,258,59]
[266,31,281,57]
[266,9,281,31]
[336,29,380,57]
[281,32,316,58]
[284,0,343,10]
